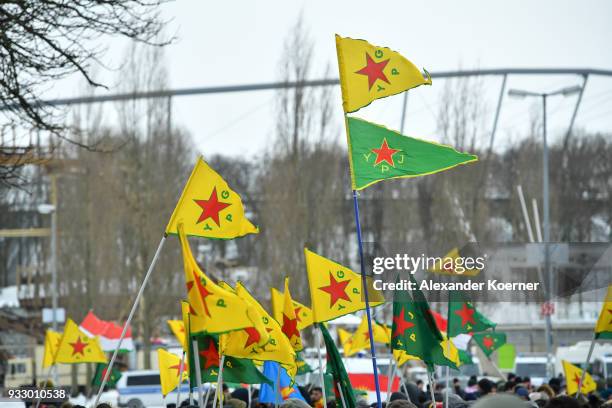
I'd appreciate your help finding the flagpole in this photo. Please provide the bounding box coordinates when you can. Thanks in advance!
[575,334,596,399]
[204,383,212,408]
[192,339,205,408]
[93,235,167,407]
[247,384,252,408]
[428,368,437,407]
[485,355,506,380]
[385,356,395,402]
[176,351,185,407]
[352,189,384,408]
[213,355,226,408]
[34,366,54,408]
[337,381,348,408]
[316,325,328,407]
[445,340,451,408]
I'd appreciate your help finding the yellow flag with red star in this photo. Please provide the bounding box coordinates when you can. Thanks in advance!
[55,319,107,364]
[335,34,431,113]
[166,157,258,239]
[178,224,262,335]
[305,248,383,323]
[271,288,313,331]
[220,282,297,379]
[158,348,188,397]
[595,285,612,339]
[280,278,303,351]
[167,319,186,350]
[345,317,390,356]
[42,329,62,368]
[563,360,596,395]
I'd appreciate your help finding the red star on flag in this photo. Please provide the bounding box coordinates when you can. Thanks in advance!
[393,308,415,338]
[355,53,390,90]
[294,306,302,322]
[455,303,476,326]
[199,341,220,369]
[282,314,300,339]
[372,139,400,167]
[243,327,262,348]
[608,308,612,324]
[573,373,582,386]
[482,336,495,349]
[188,270,212,317]
[169,362,185,376]
[318,272,351,307]
[70,337,88,357]
[194,187,231,227]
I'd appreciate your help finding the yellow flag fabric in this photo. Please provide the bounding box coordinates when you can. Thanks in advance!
[393,349,418,367]
[305,248,384,323]
[42,330,62,368]
[563,360,596,395]
[158,348,188,397]
[55,319,107,364]
[166,157,258,239]
[281,278,303,351]
[167,320,185,349]
[220,282,297,379]
[338,328,353,347]
[271,288,314,331]
[428,247,481,277]
[441,334,461,367]
[178,224,259,334]
[335,34,431,113]
[595,285,612,339]
[345,317,390,357]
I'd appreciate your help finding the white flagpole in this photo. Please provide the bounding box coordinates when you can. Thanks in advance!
[575,334,596,399]
[176,351,185,407]
[316,325,328,407]
[192,339,204,408]
[203,384,212,408]
[428,369,437,407]
[385,357,395,403]
[213,355,226,408]
[247,384,252,408]
[337,381,348,408]
[93,235,167,407]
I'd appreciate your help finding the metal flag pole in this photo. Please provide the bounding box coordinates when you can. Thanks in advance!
[192,339,204,408]
[176,351,185,407]
[316,325,328,407]
[575,334,596,399]
[337,381,348,408]
[445,340,451,408]
[93,235,167,407]
[428,369,437,407]
[352,190,384,408]
[247,384,252,408]
[386,356,395,403]
[203,383,212,408]
[213,355,226,408]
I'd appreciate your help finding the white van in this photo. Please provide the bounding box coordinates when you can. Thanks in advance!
[116,370,200,408]
[514,355,550,387]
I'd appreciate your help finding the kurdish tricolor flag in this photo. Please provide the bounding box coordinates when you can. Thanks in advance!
[335,35,431,113]
[166,157,258,239]
[347,117,478,190]
[80,311,134,352]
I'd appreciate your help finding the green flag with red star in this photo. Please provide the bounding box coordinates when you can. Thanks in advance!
[346,117,478,190]
[91,362,122,387]
[188,333,272,386]
[472,332,506,357]
[447,291,496,337]
[391,279,458,370]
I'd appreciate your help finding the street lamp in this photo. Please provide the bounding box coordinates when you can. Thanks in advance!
[508,84,582,378]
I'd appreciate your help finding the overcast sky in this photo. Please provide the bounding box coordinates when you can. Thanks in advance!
[52,0,612,158]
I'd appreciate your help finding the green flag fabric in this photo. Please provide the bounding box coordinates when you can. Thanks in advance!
[188,333,272,386]
[91,362,122,387]
[320,324,357,408]
[458,349,473,365]
[391,277,457,370]
[296,352,314,375]
[473,332,507,357]
[447,291,496,337]
[346,117,478,190]
[496,343,516,370]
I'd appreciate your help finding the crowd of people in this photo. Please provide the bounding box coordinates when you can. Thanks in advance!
[35,372,612,408]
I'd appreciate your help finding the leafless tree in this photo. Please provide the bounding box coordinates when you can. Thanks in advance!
[0,0,171,185]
